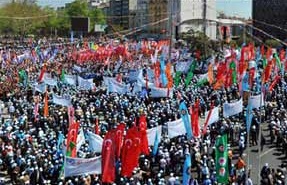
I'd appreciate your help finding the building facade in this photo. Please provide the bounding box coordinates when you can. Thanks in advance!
[253,0,287,41]
[108,0,130,30]
[148,0,168,34]
[178,0,217,40]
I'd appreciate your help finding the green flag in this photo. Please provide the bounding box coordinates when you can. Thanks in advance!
[195,78,208,87]
[174,71,182,87]
[230,61,237,84]
[66,141,76,157]
[262,56,267,69]
[185,62,197,86]
[274,53,282,70]
[215,134,229,184]
[18,69,26,83]
[60,69,65,82]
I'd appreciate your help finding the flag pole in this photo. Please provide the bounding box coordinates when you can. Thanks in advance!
[257,80,264,185]
[246,92,251,173]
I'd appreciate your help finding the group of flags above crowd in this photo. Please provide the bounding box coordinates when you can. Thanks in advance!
[24,38,287,184]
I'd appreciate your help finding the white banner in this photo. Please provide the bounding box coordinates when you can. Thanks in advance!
[52,94,72,107]
[104,77,129,94]
[204,107,219,126]
[77,128,85,151]
[78,76,94,90]
[44,76,58,86]
[150,86,173,98]
[249,94,264,109]
[64,156,101,177]
[86,132,103,153]
[137,69,155,88]
[147,125,162,146]
[223,98,243,118]
[167,119,186,139]
[64,75,77,86]
[129,69,140,82]
[34,83,46,94]
[176,61,192,73]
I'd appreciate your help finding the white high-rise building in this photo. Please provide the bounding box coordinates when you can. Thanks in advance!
[178,0,217,40]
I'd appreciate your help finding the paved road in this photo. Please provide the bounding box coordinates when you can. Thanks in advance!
[238,123,285,185]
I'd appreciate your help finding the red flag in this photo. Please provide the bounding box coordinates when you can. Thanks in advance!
[121,127,141,177]
[225,68,232,88]
[249,68,256,88]
[138,115,149,155]
[263,60,273,83]
[66,122,80,157]
[195,50,201,61]
[94,118,100,135]
[191,100,200,138]
[269,75,281,92]
[260,45,265,56]
[115,123,125,159]
[249,43,255,60]
[266,47,272,60]
[67,106,75,126]
[38,64,46,82]
[216,62,227,81]
[102,130,116,183]
[280,49,286,61]
[203,102,214,135]
[34,103,39,122]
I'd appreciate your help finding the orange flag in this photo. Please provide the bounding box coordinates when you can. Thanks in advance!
[207,64,214,85]
[166,62,173,88]
[213,79,224,90]
[43,91,49,117]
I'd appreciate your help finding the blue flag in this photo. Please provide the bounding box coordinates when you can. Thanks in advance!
[160,55,168,87]
[179,101,193,139]
[57,133,64,154]
[242,73,249,92]
[246,103,253,133]
[183,154,192,185]
[152,131,160,156]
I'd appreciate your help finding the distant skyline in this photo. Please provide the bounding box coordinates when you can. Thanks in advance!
[4,0,251,18]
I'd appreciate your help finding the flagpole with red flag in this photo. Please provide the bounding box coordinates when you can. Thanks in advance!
[102,130,116,183]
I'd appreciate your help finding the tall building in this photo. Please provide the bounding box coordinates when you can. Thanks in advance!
[148,0,168,34]
[252,0,287,41]
[178,0,217,40]
[138,0,216,40]
[108,0,130,30]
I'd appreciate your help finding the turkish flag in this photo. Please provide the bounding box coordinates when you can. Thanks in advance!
[191,101,200,138]
[121,127,141,177]
[216,62,227,81]
[102,130,116,183]
[94,118,99,135]
[264,60,273,83]
[38,64,46,82]
[138,115,149,155]
[115,123,125,159]
[66,122,80,157]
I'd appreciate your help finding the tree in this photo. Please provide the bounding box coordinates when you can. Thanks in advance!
[0,1,47,35]
[265,39,282,48]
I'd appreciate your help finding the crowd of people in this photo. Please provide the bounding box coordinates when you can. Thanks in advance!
[0,37,286,185]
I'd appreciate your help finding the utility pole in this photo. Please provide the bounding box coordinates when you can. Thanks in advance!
[168,0,173,62]
[203,0,207,35]
[203,0,207,59]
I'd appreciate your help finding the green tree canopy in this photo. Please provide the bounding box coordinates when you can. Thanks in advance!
[0,0,106,36]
